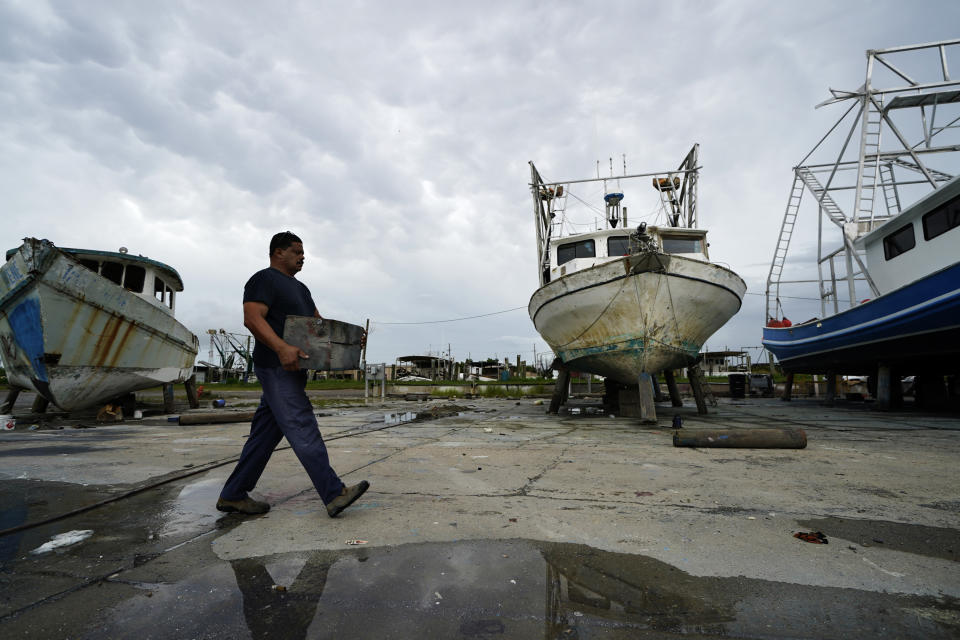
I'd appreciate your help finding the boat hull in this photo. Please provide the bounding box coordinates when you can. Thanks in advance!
[529,253,745,384]
[763,262,960,375]
[0,239,199,411]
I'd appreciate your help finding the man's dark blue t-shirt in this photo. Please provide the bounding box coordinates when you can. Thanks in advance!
[243,267,317,368]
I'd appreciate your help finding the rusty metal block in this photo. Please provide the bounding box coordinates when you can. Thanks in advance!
[282,316,364,371]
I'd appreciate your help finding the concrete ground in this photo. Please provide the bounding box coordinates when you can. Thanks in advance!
[0,393,958,639]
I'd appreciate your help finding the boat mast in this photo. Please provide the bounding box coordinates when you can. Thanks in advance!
[530,162,554,287]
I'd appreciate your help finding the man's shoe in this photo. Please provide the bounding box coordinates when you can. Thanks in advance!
[326,481,370,518]
[216,496,270,514]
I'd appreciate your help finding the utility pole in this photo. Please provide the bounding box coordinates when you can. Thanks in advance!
[362,318,370,403]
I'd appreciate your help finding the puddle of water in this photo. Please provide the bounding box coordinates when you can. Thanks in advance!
[86,539,959,639]
[0,445,103,457]
[159,477,224,538]
[384,412,417,425]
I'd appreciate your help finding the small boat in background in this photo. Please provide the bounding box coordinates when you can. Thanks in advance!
[0,238,199,412]
[528,145,746,394]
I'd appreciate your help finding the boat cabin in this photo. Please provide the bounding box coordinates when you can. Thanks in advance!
[548,226,710,280]
[856,175,960,295]
[70,248,185,313]
[2,244,187,315]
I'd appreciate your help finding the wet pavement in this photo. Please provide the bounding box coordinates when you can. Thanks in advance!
[1,395,959,638]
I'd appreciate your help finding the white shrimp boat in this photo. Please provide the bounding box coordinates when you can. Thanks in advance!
[529,145,746,385]
[0,238,199,411]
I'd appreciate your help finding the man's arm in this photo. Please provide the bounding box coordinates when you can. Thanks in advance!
[243,301,308,371]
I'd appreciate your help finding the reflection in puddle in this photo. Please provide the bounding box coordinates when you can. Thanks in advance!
[91,539,960,639]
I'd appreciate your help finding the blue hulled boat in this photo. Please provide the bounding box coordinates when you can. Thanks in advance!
[763,176,960,374]
[763,40,960,401]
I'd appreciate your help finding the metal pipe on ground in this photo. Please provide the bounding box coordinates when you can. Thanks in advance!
[673,428,807,449]
[178,411,257,425]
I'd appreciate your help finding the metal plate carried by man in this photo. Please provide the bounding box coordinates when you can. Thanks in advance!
[216,231,369,518]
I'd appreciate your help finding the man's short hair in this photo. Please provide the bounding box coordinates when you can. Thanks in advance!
[269,231,302,255]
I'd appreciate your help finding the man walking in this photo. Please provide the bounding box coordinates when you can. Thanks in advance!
[217,231,369,517]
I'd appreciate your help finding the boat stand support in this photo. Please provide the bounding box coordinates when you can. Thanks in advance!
[32,394,50,414]
[876,365,904,411]
[877,365,892,411]
[184,374,200,409]
[652,374,665,403]
[548,359,570,414]
[688,364,709,415]
[663,370,683,407]
[782,372,794,401]
[162,383,176,413]
[825,372,837,405]
[1,387,22,413]
[638,372,657,424]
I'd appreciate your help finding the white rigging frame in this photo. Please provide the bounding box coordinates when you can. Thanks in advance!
[765,40,960,322]
[530,145,701,288]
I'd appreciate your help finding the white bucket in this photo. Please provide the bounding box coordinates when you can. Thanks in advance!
[1,415,15,431]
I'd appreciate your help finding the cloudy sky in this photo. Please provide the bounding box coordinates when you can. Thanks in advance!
[2,1,958,368]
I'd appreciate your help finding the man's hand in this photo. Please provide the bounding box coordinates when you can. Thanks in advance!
[244,302,310,371]
[277,342,309,371]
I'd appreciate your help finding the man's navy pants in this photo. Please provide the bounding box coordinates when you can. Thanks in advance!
[220,366,344,505]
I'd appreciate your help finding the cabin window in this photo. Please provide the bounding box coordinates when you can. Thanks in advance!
[556,239,595,266]
[79,259,99,273]
[660,235,703,254]
[922,198,960,240]
[155,277,166,304]
[101,261,123,285]
[882,223,916,260]
[607,236,630,257]
[123,265,146,293]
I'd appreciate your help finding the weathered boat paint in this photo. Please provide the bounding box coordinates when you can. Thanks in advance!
[529,250,745,384]
[0,238,199,411]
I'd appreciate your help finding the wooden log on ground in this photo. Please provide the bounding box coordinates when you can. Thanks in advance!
[673,428,807,449]
[178,411,257,426]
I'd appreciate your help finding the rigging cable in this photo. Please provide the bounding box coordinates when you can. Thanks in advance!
[374,305,526,325]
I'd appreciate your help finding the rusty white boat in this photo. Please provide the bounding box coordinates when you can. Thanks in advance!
[0,238,199,411]
[528,145,746,385]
